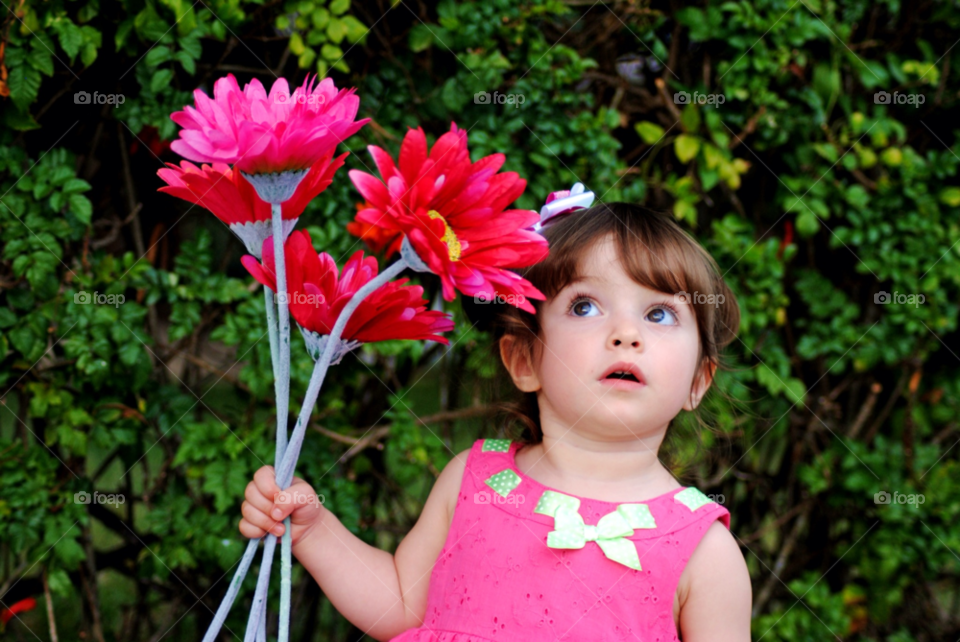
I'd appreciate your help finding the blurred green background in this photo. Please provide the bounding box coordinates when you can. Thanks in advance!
[1,0,959,639]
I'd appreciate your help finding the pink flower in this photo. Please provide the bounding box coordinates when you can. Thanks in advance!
[169,73,369,175]
[242,230,454,345]
[348,123,548,314]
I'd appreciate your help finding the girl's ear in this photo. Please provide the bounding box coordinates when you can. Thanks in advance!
[499,335,542,393]
[683,358,717,411]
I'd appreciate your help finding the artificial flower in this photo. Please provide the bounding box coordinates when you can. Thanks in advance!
[169,73,369,175]
[348,122,548,313]
[157,153,347,257]
[242,231,454,359]
[346,201,403,256]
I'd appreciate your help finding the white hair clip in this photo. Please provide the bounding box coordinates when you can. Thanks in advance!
[531,182,595,234]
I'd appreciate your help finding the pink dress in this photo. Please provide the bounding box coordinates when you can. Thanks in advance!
[389,438,731,642]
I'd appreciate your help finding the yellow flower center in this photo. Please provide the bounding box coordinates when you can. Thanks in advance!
[427,210,461,261]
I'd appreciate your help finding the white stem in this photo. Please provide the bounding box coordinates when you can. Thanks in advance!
[243,536,278,642]
[200,538,261,642]
[275,257,410,489]
[271,204,291,463]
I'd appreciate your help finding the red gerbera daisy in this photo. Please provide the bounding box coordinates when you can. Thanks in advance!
[348,123,548,314]
[242,231,454,359]
[157,153,346,256]
[346,201,403,257]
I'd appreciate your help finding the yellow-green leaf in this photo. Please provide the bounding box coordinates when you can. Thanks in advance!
[635,121,665,144]
[674,134,700,164]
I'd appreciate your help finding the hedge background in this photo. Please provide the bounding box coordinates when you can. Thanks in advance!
[1,0,959,640]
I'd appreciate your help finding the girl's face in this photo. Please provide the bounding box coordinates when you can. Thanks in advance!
[513,234,712,444]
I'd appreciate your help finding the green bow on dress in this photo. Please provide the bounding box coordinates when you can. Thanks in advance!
[533,490,657,571]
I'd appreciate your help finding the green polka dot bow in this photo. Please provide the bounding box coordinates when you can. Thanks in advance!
[533,490,657,571]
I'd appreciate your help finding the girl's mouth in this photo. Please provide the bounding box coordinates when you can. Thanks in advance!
[598,362,646,389]
[600,371,645,390]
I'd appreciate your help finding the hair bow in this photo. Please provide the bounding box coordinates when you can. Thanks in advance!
[530,183,596,234]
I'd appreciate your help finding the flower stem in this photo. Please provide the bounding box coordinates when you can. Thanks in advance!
[279,519,292,642]
[276,256,410,489]
[271,204,291,464]
[243,535,278,642]
[271,255,410,642]
[206,254,410,642]
[200,537,261,642]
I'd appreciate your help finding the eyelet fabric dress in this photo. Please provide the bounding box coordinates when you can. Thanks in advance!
[388,438,731,642]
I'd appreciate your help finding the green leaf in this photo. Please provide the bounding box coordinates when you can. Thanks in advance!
[5,106,42,131]
[175,51,195,74]
[61,178,91,195]
[179,36,202,59]
[56,20,84,60]
[310,8,329,30]
[342,15,367,43]
[289,32,306,56]
[150,68,174,93]
[329,0,350,15]
[0,308,16,329]
[673,199,697,224]
[635,121,665,144]
[7,65,42,111]
[68,194,93,225]
[326,18,348,44]
[796,210,820,237]
[409,23,434,53]
[145,46,172,67]
[28,47,54,76]
[680,103,700,133]
[674,134,700,163]
[321,44,343,61]
[939,187,960,207]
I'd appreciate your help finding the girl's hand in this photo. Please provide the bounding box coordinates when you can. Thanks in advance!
[239,465,325,546]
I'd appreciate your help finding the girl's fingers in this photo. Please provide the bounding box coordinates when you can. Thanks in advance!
[244,480,275,513]
[253,465,280,498]
[238,518,267,539]
[241,500,285,536]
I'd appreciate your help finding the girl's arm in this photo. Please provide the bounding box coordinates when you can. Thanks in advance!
[677,520,753,641]
[291,448,470,641]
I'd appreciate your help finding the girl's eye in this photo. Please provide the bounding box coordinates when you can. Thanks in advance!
[567,294,599,317]
[647,304,679,325]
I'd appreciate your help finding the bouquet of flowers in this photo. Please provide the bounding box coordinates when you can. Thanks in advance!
[157,73,551,641]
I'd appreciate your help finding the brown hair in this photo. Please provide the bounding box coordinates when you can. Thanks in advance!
[480,201,741,476]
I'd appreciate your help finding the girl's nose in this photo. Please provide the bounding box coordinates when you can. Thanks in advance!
[611,328,642,349]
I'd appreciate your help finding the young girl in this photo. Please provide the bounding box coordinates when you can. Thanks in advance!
[239,200,752,641]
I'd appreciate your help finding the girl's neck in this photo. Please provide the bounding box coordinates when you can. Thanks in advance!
[514,434,682,503]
